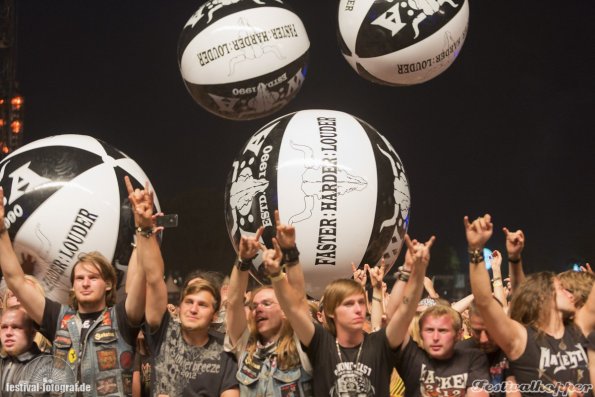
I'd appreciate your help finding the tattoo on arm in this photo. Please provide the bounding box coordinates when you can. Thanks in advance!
[403,296,410,304]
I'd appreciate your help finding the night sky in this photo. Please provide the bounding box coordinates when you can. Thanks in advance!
[13,0,595,280]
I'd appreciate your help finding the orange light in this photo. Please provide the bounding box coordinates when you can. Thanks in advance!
[10,120,22,133]
[2,146,9,154]
[0,99,4,105]
[0,119,4,127]
[11,96,24,110]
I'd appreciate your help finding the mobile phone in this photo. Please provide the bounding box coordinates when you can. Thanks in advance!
[483,248,493,270]
[157,214,178,228]
[572,264,581,272]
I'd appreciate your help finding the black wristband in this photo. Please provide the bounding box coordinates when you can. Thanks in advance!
[282,246,300,266]
[468,248,484,264]
[236,258,253,272]
[136,226,153,238]
[508,257,521,264]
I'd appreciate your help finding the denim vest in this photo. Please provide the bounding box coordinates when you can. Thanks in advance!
[236,348,313,397]
[52,305,134,396]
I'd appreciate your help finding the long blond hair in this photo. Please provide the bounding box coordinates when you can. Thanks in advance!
[322,279,366,337]
[246,286,300,370]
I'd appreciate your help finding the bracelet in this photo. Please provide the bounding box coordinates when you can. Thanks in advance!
[397,265,411,274]
[282,246,300,266]
[397,272,410,282]
[236,258,253,272]
[493,280,503,287]
[491,277,501,282]
[136,226,154,238]
[508,257,521,264]
[468,248,484,264]
[269,272,286,283]
[372,296,382,302]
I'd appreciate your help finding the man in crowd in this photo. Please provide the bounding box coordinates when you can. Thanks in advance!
[126,177,239,397]
[0,185,145,396]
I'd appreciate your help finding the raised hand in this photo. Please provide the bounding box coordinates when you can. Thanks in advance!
[502,227,525,260]
[491,249,503,270]
[352,262,369,287]
[262,238,283,276]
[239,227,264,260]
[404,234,435,270]
[368,259,385,290]
[125,176,155,229]
[274,210,296,249]
[464,214,493,249]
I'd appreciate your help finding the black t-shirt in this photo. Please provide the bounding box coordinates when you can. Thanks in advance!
[305,322,397,396]
[458,338,508,397]
[509,325,592,397]
[395,339,490,397]
[145,310,239,397]
[39,297,139,347]
[133,350,152,397]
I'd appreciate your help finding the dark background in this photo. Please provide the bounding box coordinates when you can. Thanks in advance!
[13,0,595,288]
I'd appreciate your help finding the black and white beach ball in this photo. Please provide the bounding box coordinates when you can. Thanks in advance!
[178,0,310,120]
[338,0,469,85]
[224,110,411,298]
[0,135,160,303]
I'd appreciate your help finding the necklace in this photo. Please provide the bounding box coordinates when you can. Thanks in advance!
[335,337,364,366]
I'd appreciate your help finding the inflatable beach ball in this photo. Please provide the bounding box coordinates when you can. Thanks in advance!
[225,110,411,298]
[178,0,310,120]
[0,135,160,303]
[338,0,469,85]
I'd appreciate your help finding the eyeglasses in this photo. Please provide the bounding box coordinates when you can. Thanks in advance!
[247,300,278,311]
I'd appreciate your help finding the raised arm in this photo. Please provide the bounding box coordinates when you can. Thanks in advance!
[385,234,434,349]
[125,176,166,331]
[226,228,263,345]
[385,239,417,322]
[263,239,315,347]
[467,215,526,360]
[502,227,526,292]
[368,261,385,331]
[123,246,146,325]
[0,187,45,324]
[489,250,507,308]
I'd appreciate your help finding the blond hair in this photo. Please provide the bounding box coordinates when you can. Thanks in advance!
[69,251,117,309]
[245,286,300,370]
[558,270,595,309]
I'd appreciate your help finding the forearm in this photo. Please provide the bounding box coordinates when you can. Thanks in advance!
[451,294,474,313]
[386,277,407,322]
[469,255,493,308]
[386,265,426,348]
[136,233,167,327]
[508,260,525,292]
[0,232,26,287]
[226,264,249,343]
[370,286,384,330]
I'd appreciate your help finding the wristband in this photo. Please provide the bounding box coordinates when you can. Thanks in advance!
[491,277,501,282]
[397,265,411,274]
[508,257,521,264]
[282,246,300,266]
[236,258,253,272]
[269,272,286,283]
[372,296,382,302]
[136,226,154,238]
[493,280,503,287]
[397,272,410,282]
[468,248,484,264]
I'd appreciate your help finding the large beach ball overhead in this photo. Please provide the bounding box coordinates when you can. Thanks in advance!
[225,110,410,298]
[338,0,469,86]
[178,0,310,120]
[0,135,160,303]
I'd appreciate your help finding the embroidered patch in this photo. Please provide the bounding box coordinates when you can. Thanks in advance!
[120,351,133,370]
[68,348,77,363]
[54,350,67,369]
[102,310,112,326]
[94,330,116,342]
[96,376,117,396]
[53,335,72,348]
[97,348,118,371]
[280,382,298,397]
[60,314,75,329]
[122,374,132,394]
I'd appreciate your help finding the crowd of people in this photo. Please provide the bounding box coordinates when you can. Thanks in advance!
[0,177,593,397]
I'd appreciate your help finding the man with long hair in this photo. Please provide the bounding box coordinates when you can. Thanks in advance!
[225,211,312,396]
[467,214,594,397]
[0,185,145,396]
